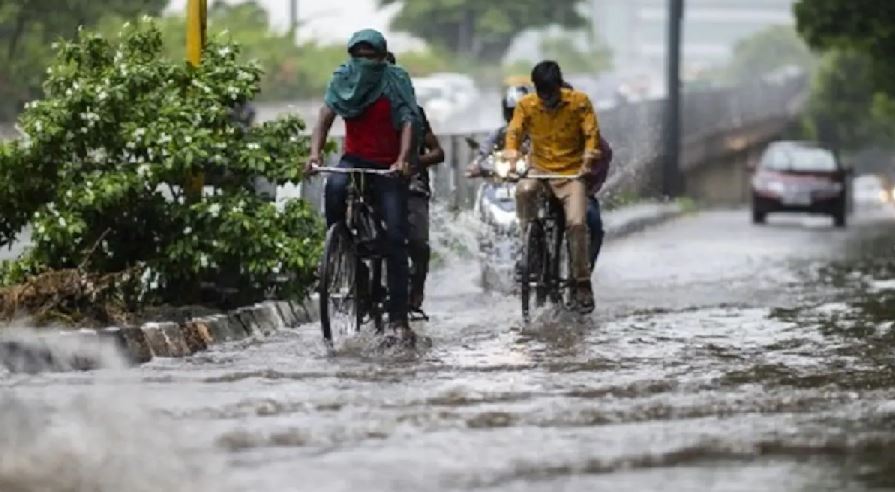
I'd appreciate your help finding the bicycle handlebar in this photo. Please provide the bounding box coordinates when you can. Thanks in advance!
[524,172,585,180]
[313,166,398,176]
[476,169,584,181]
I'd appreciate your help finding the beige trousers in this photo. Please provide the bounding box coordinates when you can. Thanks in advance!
[515,178,590,283]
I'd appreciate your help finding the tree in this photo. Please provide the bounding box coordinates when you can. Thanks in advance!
[795,0,895,149]
[0,20,321,313]
[379,0,587,62]
[804,50,878,151]
[725,25,814,83]
[794,0,895,94]
[538,33,612,75]
[0,0,167,120]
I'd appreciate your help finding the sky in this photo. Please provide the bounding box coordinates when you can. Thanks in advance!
[165,0,423,50]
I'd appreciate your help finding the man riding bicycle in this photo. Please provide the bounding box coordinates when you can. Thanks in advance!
[305,29,421,342]
[505,61,602,314]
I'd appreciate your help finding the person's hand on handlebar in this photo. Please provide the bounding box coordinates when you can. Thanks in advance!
[466,160,483,178]
[389,160,410,176]
[304,155,321,176]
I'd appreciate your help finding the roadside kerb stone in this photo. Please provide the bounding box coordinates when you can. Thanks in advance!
[274,301,297,327]
[160,322,191,357]
[236,308,262,336]
[142,322,176,357]
[291,294,319,324]
[228,312,251,338]
[98,326,152,364]
[251,303,283,335]
[204,315,237,342]
[180,320,208,354]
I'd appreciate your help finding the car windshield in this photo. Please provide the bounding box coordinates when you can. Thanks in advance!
[763,145,838,172]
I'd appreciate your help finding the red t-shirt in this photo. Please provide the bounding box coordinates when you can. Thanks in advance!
[343,97,399,166]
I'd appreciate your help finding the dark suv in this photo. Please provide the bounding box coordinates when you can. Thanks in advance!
[751,141,848,227]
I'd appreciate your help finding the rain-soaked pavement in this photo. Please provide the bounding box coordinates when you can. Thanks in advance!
[3,207,895,491]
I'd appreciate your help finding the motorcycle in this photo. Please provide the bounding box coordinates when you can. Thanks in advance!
[465,137,525,293]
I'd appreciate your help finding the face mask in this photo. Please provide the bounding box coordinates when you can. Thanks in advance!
[352,55,384,66]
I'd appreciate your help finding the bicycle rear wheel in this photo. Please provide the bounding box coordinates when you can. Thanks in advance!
[320,223,359,346]
[520,222,546,321]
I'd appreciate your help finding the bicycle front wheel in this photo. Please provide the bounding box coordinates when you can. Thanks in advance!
[520,222,546,321]
[320,223,359,346]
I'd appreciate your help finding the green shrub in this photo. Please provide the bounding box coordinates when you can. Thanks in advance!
[0,18,322,306]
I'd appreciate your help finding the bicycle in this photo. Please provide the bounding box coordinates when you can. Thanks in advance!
[466,148,578,321]
[315,166,396,347]
[517,172,579,321]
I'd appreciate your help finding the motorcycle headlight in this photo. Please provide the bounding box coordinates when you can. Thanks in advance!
[494,157,512,179]
[514,157,529,176]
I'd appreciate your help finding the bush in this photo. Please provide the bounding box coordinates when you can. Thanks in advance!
[0,19,323,309]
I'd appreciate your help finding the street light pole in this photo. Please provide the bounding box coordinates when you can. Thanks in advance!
[185,0,207,203]
[664,0,684,198]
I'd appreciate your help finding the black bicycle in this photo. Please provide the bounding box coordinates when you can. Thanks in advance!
[518,174,579,321]
[468,148,577,321]
[316,166,395,347]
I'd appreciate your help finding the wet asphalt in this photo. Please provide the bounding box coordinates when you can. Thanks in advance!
[2,206,895,492]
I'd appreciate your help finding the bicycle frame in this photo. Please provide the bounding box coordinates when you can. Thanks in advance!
[316,166,396,257]
[520,172,583,314]
[316,166,398,333]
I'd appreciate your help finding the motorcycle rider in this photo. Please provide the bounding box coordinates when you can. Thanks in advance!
[505,61,601,314]
[466,84,531,175]
[386,52,445,317]
[305,29,421,343]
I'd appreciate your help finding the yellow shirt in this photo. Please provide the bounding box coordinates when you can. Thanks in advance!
[505,88,600,175]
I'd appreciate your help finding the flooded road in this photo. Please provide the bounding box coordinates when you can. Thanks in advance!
[4,208,895,491]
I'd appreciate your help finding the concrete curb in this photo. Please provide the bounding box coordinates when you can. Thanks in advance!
[604,201,686,240]
[0,297,318,373]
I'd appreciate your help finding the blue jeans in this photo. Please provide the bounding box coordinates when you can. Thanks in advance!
[324,156,409,322]
[586,197,604,269]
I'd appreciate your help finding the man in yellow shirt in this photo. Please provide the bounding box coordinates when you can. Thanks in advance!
[505,61,601,313]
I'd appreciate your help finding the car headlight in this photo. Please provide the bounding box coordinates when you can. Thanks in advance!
[766,180,786,195]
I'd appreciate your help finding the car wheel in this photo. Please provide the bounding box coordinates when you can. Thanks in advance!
[752,207,766,225]
[833,207,847,228]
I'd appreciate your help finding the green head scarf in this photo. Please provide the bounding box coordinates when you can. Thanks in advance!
[324,29,421,140]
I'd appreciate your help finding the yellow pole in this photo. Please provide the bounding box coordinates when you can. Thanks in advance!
[185,0,207,202]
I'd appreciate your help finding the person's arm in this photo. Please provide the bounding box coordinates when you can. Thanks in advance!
[391,122,413,175]
[419,129,444,167]
[306,105,337,174]
[475,129,501,161]
[580,95,602,167]
[503,102,528,159]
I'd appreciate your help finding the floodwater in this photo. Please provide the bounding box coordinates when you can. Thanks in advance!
[3,208,895,492]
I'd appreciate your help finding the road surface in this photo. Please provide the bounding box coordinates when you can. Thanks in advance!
[3,208,895,491]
